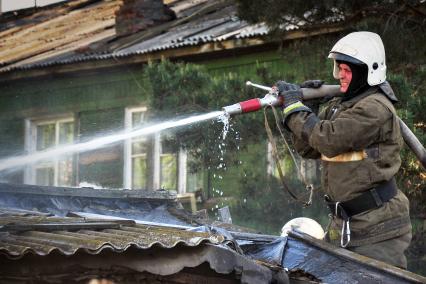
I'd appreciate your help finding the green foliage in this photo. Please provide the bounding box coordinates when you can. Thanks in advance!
[236,0,425,37]
[389,72,426,215]
[144,60,212,116]
[143,60,266,170]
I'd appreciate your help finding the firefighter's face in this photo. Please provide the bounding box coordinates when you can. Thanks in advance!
[338,63,352,93]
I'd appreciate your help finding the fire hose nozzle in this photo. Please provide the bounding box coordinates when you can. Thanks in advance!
[222,103,243,116]
[222,95,280,116]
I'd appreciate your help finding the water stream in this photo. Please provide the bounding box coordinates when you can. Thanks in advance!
[0,111,226,172]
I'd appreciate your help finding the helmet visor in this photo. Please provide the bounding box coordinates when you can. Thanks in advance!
[329,52,365,65]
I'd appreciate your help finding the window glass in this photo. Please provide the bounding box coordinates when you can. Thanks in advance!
[59,121,74,145]
[36,123,55,151]
[160,154,176,190]
[132,156,147,189]
[186,153,203,193]
[159,136,177,190]
[132,111,145,128]
[58,156,73,186]
[131,110,148,188]
[32,118,74,186]
[132,140,147,155]
[35,166,54,186]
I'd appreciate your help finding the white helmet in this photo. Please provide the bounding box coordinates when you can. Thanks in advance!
[328,31,386,86]
[281,217,324,239]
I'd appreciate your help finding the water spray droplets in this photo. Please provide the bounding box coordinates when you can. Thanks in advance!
[216,115,229,171]
[209,112,232,217]
[217,112,230,140]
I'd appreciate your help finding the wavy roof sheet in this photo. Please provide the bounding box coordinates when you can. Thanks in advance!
[0,210,224,259]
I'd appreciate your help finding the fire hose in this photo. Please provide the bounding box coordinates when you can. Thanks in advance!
[223,82,426,170]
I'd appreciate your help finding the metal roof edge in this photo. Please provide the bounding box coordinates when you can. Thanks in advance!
[287,230,426,284]
[0,182,176,200]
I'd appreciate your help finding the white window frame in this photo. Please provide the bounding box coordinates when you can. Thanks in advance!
[124,107,187,192]
[124,106,148,189]
[24,115,75,186]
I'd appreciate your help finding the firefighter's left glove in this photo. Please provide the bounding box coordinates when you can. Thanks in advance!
[274,81,312,126]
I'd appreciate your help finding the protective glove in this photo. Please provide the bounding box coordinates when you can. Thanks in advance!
[274,81,312,126]
[274,80,302,108]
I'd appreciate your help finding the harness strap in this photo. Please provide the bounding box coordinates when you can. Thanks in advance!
[326,177,398,219]
[263,105,313,207]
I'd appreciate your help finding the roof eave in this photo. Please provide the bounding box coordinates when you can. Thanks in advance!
[0,26,344,82]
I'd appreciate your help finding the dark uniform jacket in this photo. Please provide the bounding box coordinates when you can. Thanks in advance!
[287,82,411,247]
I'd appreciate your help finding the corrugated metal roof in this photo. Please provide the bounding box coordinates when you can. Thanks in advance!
[0,0,344,74]
[0,0,273,73]
[0,210,224,259]
[0,183,205,227]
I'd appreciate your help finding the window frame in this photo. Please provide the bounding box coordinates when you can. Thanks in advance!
[124,107,187,192]
[24,114,75,186]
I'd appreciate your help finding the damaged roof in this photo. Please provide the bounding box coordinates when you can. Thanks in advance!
[0,0,340,74]
[0,182,204,227]
[0,0,268,72]
[0,0,120,70]
[0,182,424,283]
[0,209,223,259]
[0,208,287,284]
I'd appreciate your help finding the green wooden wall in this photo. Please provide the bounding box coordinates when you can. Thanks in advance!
[0,67,150,187]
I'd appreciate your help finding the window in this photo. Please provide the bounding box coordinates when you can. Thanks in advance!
[124,107,182,191]
[25,116,75,186]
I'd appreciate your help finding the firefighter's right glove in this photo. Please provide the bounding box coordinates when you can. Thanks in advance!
[274,81,312,128]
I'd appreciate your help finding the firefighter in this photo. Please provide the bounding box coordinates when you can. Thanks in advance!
[275,31,412,268]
